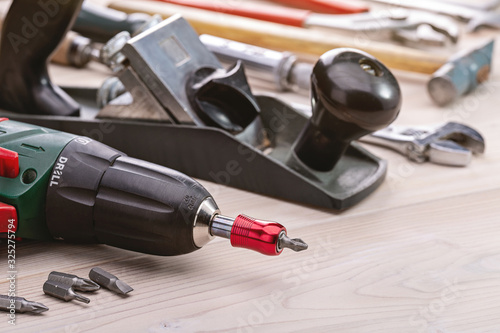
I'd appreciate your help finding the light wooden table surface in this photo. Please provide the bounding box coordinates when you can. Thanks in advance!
[2,1,500,332]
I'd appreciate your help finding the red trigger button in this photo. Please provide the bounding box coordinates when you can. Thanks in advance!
[0,203,17,233]
[0,147,19,178]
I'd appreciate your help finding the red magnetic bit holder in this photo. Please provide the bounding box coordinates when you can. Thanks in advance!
[0,203,18,233]
[0,147,19,178]
[230,215,286,256]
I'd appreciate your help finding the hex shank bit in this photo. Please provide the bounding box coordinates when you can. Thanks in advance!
[48,271,100,292]
[0,295,49,314]
[89,267,133,295]
[43,280,90,304]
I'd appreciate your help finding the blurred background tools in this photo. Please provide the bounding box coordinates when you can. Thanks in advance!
[366,0,500,31]
[361,122,486,167]
[0,295,48,314]
[152,0,459,47]
[73,1,154,43]
[50,0,163,68]
[89,268,133,295]
[50,4,162,68]
[43,280,90,304]
[48,272,100,292]
[45,11,498,109]
[107,1,451,73]
[51,31,99,69]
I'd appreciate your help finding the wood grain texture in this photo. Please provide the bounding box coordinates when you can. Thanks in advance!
[2,0,500,332]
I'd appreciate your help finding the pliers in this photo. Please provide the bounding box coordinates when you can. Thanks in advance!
[360,122,485,167]
[153,0,458,46]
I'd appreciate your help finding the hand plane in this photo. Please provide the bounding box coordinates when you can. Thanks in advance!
[2,15,402,210]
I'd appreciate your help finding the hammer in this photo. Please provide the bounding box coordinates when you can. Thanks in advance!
[427,39,495,106]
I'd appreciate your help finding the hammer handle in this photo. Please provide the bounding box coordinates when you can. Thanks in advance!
[108,1,448,74]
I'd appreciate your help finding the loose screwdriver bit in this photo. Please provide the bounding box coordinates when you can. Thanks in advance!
[0,295,49,314]
[89,268,133,295]
[48,271,100,292]
[43,280,90,304]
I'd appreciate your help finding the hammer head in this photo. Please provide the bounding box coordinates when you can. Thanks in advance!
[427,39,494,106]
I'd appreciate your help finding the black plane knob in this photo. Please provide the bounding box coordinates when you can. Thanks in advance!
[293,49,402,172]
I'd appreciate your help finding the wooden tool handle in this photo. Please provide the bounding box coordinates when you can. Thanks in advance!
[109,1,448,74]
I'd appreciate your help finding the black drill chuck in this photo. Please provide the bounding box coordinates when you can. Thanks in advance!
[46,138,215,256]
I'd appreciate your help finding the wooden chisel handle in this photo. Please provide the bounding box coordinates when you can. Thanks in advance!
[109,1,448,74]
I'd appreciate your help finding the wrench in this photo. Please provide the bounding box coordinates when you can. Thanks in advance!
[360,122,485,166]
[435,0,500,11]
[305,10,459,47]
[367,0,500,31]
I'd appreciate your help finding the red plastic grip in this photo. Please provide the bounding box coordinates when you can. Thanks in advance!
[230,215,286,256]
[157,0,311,27]
[0,118,18,178]
[269,0,368,14]
[0,203,18,233]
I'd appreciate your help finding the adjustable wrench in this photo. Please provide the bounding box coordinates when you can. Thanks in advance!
[367,0,500,31]
[303,10,459,47]
[360,122,485,166]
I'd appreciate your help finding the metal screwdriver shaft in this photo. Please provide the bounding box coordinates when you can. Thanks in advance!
[89,268,133,295]
[0,295,49,314]
[48,271,100,292]
[43,280,90,304]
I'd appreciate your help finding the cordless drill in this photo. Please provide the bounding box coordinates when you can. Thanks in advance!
[0,119,307,256]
